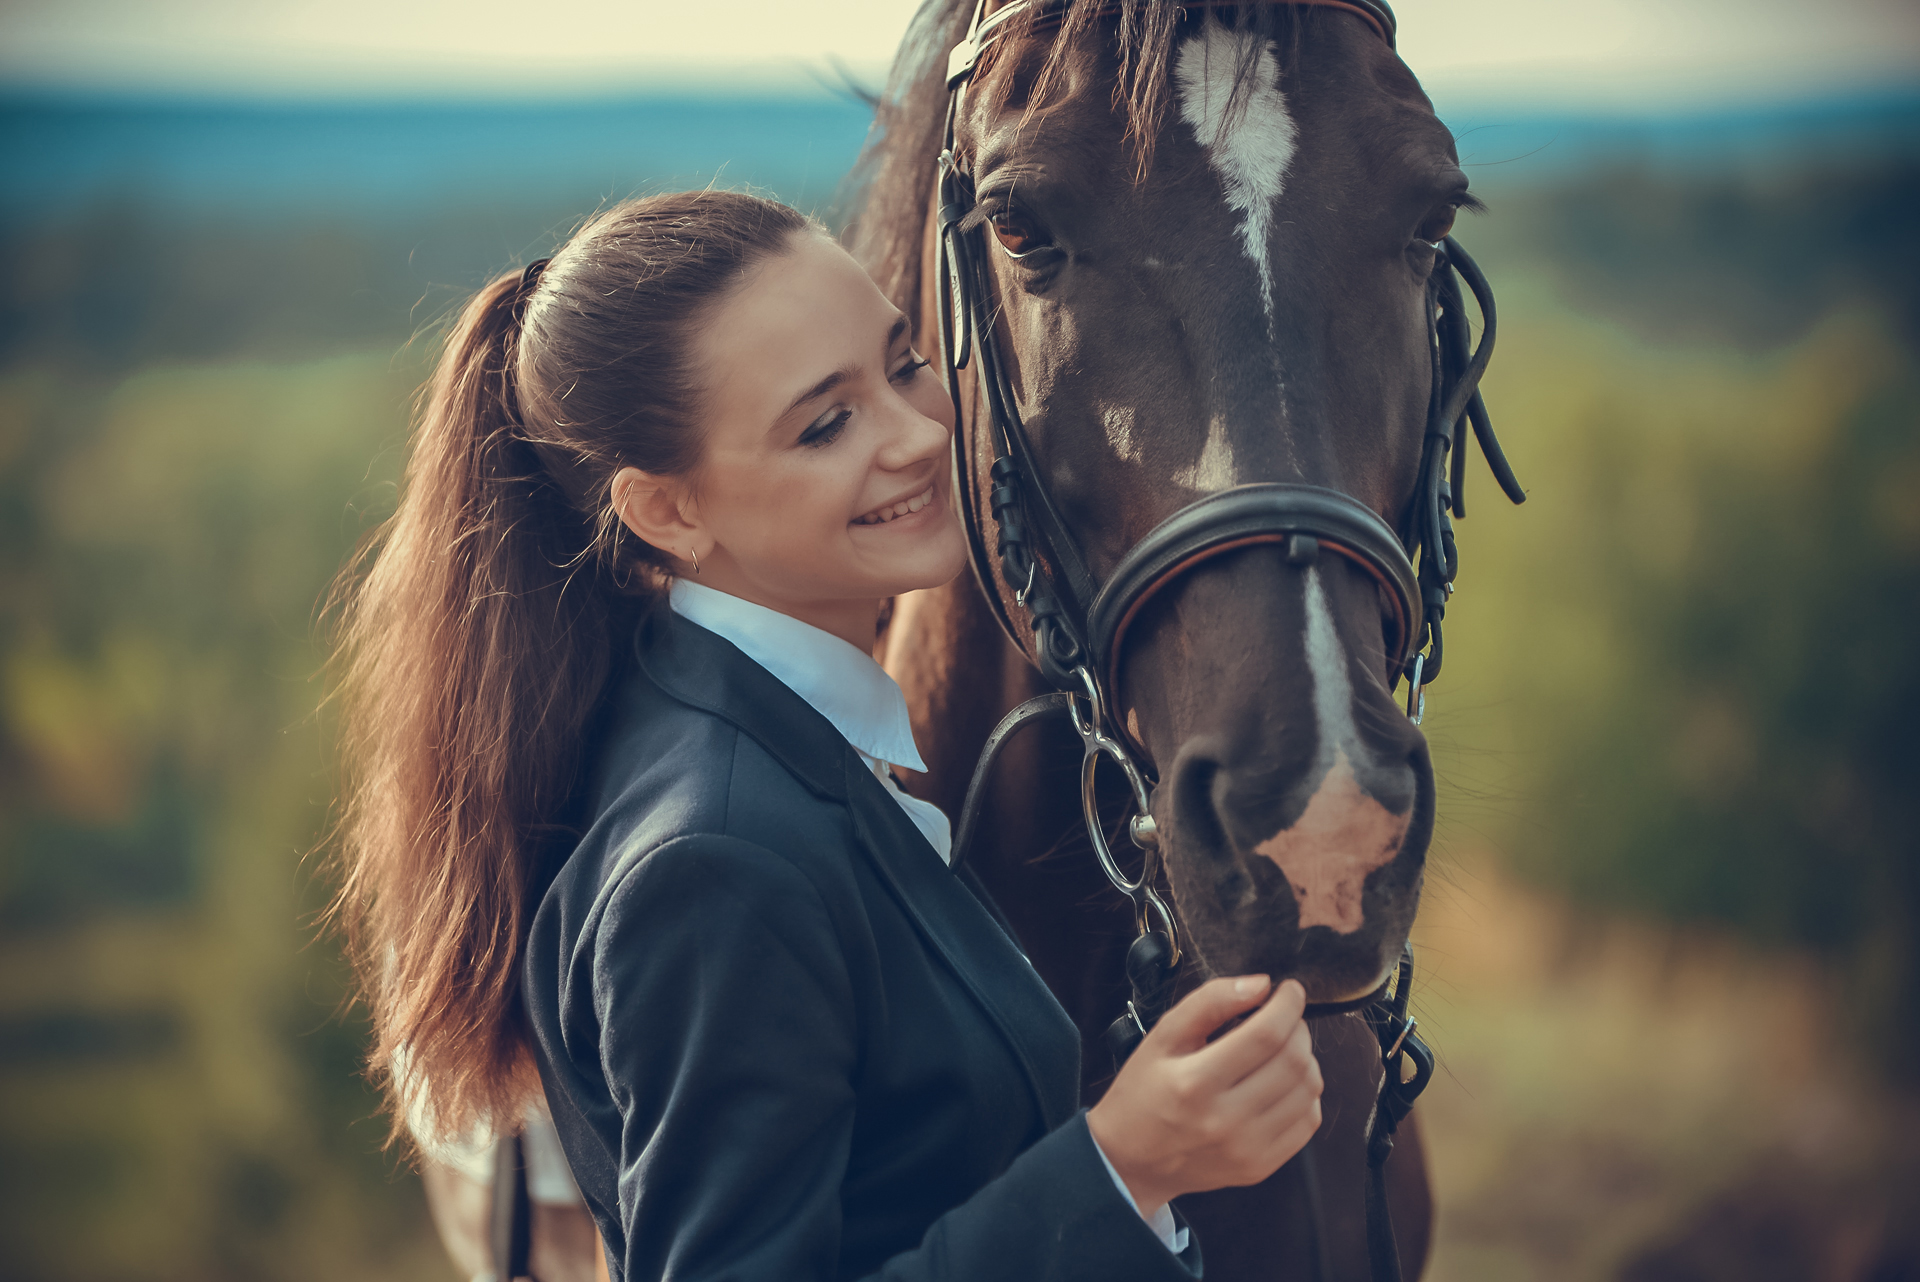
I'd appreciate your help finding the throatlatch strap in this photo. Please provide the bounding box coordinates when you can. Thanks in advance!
[1360,947,1435,1282]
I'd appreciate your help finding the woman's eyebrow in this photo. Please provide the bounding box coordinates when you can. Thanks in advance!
[776,316,911,419]
[781,368,852,419]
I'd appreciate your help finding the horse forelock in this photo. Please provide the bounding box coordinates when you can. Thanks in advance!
[845,0,1323,323]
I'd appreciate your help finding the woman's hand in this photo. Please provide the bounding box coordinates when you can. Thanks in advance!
[1085,975,1323,1218]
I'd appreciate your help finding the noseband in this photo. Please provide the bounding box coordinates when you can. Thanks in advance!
[1089,484,1420,721]
[936,6,1518,1277]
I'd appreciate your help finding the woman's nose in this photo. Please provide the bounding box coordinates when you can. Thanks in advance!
[875,398,950,471]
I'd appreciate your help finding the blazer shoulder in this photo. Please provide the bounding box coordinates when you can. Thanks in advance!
[595,830,853,975]
[537,659,864,965]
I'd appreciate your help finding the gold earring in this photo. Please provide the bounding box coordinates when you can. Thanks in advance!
[690,548,700,576]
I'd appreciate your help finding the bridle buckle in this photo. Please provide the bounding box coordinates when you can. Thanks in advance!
[1013,559,1038,608]
[1384,1015,1418,1061]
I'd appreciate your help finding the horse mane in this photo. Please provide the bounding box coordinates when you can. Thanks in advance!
[843,0,1304,323]
[840,0,974,319]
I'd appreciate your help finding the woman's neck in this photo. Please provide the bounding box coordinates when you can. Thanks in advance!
[683,571,881,656]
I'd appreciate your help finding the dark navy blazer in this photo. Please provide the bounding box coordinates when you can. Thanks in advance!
[523,608,1204,1281]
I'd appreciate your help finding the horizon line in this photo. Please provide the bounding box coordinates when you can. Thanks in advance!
[2,74,1916,122]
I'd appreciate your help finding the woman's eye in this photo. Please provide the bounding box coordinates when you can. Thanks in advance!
[891,355,931,383]
[990,210,1050,258]
[1416,204,1458,246]
[799,409,851,448]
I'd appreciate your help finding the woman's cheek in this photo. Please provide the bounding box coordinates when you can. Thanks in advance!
[939,503,971,574]
[909,374,955,433]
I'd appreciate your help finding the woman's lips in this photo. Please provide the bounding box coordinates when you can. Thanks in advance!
[852,485,936,526]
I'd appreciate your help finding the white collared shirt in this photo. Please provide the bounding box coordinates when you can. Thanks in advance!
[668,578,1186,1257]
[668,578,953,861]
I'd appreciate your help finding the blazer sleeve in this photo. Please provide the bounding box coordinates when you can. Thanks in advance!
[593,833,1202,1282]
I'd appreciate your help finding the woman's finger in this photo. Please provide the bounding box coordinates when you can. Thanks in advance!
[1183,977,1307,1087]
[1218,1019,1319,1112]
[1263,1102,1324,1166]
[1244,1071,1323,1143]
[1146,975,1274,1055]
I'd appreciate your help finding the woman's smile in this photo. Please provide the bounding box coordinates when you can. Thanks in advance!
[852,483,938,527]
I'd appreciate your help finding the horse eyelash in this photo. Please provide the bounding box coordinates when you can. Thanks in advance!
[956,204,996,234]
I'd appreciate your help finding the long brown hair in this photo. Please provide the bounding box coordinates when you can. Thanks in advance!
[328,190,811,1148]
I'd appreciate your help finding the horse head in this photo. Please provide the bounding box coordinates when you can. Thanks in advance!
[926,0,1513,1005]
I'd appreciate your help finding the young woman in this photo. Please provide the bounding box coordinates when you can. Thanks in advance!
[333,190,1324,1282]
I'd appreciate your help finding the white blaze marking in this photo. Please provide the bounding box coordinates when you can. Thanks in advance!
[1173,25,1297,331]
[1303,565,1359,763]
[1173,414,1237,490]
[1251,567,1410,934]
[1103,403,1142,463]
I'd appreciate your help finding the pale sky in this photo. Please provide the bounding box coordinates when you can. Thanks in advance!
[1,0,1914,108]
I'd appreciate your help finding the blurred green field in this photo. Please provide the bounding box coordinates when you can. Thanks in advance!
[1,147,1915,1279]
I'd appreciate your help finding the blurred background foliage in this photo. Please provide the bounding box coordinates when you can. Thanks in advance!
[1456,155,1920,1069]
[0,67,1915,1282]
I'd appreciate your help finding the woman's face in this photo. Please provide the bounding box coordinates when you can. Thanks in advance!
[664,231,966,628]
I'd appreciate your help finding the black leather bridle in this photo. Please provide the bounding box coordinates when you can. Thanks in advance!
[935,3,1522,1278]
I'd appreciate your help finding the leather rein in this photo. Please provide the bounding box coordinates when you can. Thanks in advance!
[934,3,1520,1278]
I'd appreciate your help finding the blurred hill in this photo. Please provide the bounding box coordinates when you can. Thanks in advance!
[0,90,877,378]
[0,86,1916,1280]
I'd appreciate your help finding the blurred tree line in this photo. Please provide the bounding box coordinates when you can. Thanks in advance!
[0,145,1914,1279]
[1444,156,1920,1078]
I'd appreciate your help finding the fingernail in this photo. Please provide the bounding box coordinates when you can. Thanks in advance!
[1235,975,1271,998]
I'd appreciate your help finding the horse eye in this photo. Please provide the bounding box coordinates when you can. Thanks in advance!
[1416,204,1458,246]
[990,210,1050,258]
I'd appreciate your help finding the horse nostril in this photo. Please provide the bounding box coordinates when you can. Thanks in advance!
[1167,741,1229,858]
[1362,754,1418,819]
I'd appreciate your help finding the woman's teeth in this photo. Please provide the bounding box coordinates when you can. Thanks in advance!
[854,486,935,526]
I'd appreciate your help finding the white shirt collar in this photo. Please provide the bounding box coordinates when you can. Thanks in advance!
[667,578,928,773]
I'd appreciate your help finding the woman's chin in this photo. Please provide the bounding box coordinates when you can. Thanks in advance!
[847,504,969,594]
[869,545,969,597]
[899,563,968,595]
[875,546,967,597]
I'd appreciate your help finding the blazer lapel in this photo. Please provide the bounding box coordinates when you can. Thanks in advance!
[844,760,1083,1131]
[634,608,848,802]
[638,608,1081,1129]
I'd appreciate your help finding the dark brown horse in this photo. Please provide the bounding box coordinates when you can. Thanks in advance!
[855,2,1515,1277]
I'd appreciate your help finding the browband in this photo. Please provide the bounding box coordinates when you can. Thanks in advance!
[949,0,1396,87]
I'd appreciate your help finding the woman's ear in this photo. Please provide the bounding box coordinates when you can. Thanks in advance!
[611,467,710,572]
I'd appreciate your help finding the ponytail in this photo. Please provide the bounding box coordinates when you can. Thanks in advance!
[327,190,811,1150]
[330,268,616,1145]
